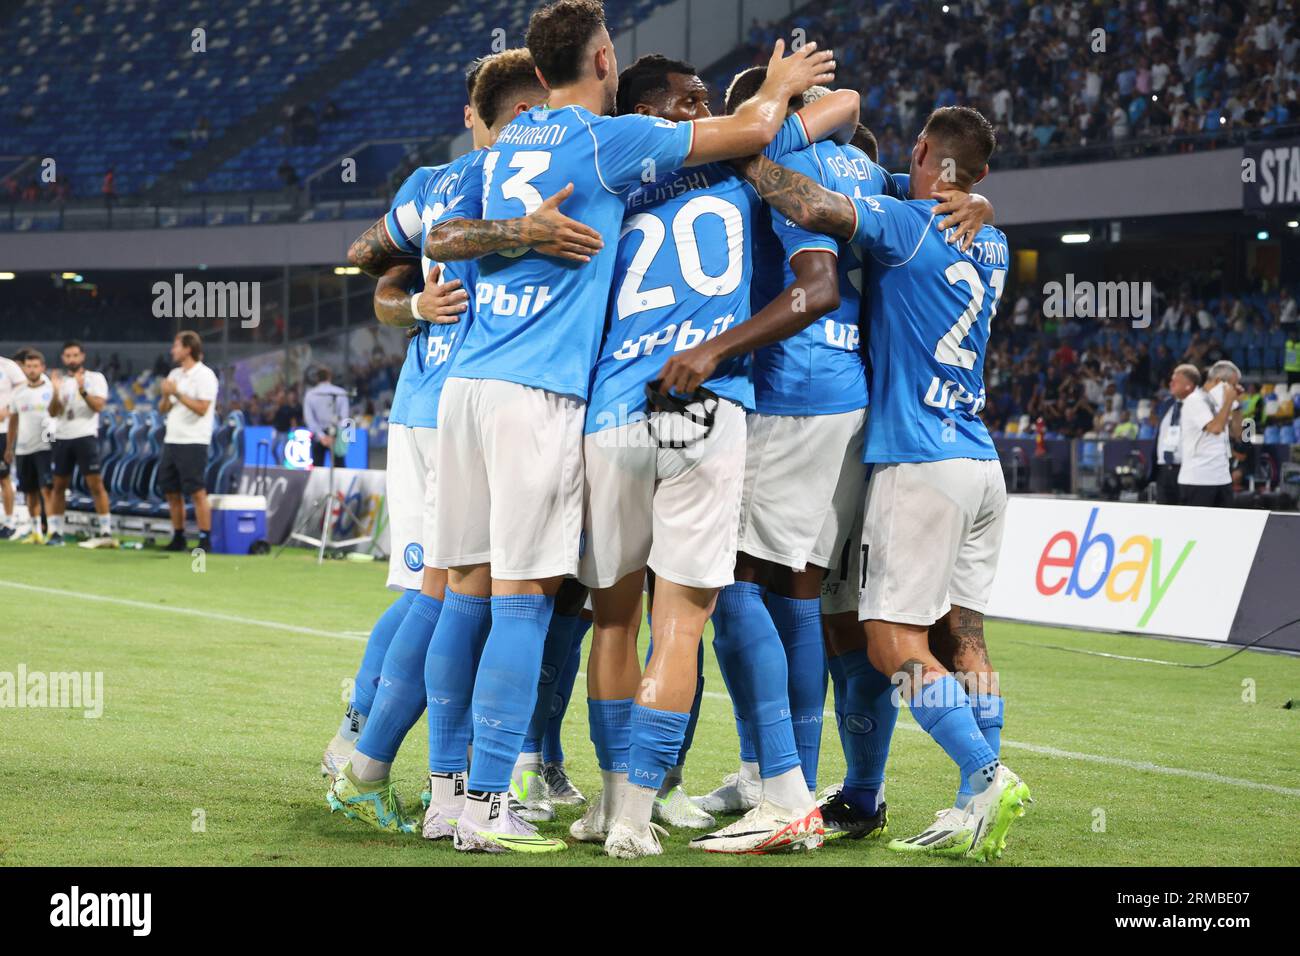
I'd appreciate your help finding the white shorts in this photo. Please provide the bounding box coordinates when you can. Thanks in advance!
[579,399,746,590]
[385,423,438,591]
[859,458,1007,627]
[431,377,584,580]
[739,407,867,572]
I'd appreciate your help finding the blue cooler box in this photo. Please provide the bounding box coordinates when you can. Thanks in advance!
[208,494,268,554]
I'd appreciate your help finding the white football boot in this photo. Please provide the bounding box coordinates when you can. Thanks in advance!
[688,798,823,854]
[653,784,716,829]
[605,820,669,860]
[692,766,761,815]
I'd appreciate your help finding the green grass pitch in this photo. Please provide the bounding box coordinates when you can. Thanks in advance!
[1,540,1297,867]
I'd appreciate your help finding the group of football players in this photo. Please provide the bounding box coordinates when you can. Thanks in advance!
[319,0,1030,861]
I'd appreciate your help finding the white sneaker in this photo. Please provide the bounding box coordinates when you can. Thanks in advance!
[78,535,119,549]
[542,762,586,806]
[962,764,1031,862]
[653,784,715,829]
[510,761,555,823]
[688,798,823,854]
[320,734,354,780]
[604,820,668,860]
[886,805,976,858]
[693,769,761,815]
[569,788,617,843]
[453,802,565,854]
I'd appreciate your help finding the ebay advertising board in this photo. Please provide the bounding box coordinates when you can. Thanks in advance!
[987,497,1269,642]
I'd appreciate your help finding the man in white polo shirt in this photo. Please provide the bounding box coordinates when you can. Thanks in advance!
[3,349,56,543]
[0,350,27,539]
[47,340,116,548]
[157,330,219,552]
[1178,360,1241,508]
[1154,363,1200,505]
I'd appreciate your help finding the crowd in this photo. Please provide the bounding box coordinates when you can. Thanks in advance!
[737,0,1299,171]
[981,282,1300,441]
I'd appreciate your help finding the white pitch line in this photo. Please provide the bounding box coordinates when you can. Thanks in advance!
[0,579,366,643]
[684,685,1300,799]
[9,577,1295,799]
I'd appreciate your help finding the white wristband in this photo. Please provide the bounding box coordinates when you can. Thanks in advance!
[410,291,423,321]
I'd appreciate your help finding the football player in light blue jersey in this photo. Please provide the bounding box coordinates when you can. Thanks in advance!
[419,0,836,854]
[326,53,582,836]
[573,54,859,858]
[317,57,491,798]
[733,105,1031,862]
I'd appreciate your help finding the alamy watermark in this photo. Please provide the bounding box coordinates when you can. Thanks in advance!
[152,273,260,328]
[1042,273,1152,328]
[0,664,103,718]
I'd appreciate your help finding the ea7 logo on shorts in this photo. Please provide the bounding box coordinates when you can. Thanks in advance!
[403,542,424,572]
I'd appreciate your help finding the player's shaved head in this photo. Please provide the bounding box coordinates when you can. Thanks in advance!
[473,48,547,129]
[919,106,995,188]
[615,54,700,117]
[526,0,608,89]
[724,66,800,116]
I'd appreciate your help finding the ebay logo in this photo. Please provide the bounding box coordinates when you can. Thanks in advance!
[1035,507,1194,626]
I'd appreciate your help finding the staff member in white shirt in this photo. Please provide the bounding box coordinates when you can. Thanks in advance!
[47,340,115,547]
[1154,363,1200,504]
[0,350,27,539]
[1177,360,1242,508]
[3,349,56,543]
[158,330,219,552]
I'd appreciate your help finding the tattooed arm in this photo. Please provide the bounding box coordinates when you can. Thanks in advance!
[732,153,858,241]
[373,263,471,328]
[425,183,603,264]
[347,218,411,278]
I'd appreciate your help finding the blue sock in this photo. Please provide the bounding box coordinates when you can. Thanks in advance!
[352,589,417,716]
[735,715,758,763]
[835,650,898,814]
[627,704,691,791]
[523,612,586,754]
[908,675,998,795]
[766,594,827,791]
[467,593,554,793]
[543,618,588,765]
[711,582,799,778]
[644,634,707,770]
[354,593,443,763]
[424,589,491,773]
[957,694,1005,809]
[588,697,632,772]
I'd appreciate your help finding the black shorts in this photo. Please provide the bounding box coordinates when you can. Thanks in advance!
[52,434,102,478]
[1180,482,1233,508]
[159,443,209,495]
[16,450,53,493]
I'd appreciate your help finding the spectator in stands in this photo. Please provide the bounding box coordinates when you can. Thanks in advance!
[101,168,116,212]
[158,331,219,552]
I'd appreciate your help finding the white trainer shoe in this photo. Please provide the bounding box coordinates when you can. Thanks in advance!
[453,796,565,854]
[692,769,761,815]
[605,820,668,860]
[962,764,1032,862]
[510,761,555,823]
[653,784,716,829]
[688,798,823,854]
[569,788,618,843]
[887,805,976,857]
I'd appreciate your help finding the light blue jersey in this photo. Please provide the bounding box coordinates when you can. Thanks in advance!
[851,195,1009,463]
[383,165,440,427]
[751,141,900,416]
[403,149,486,429]
[586,163,762,433]
[449,105,696,401]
